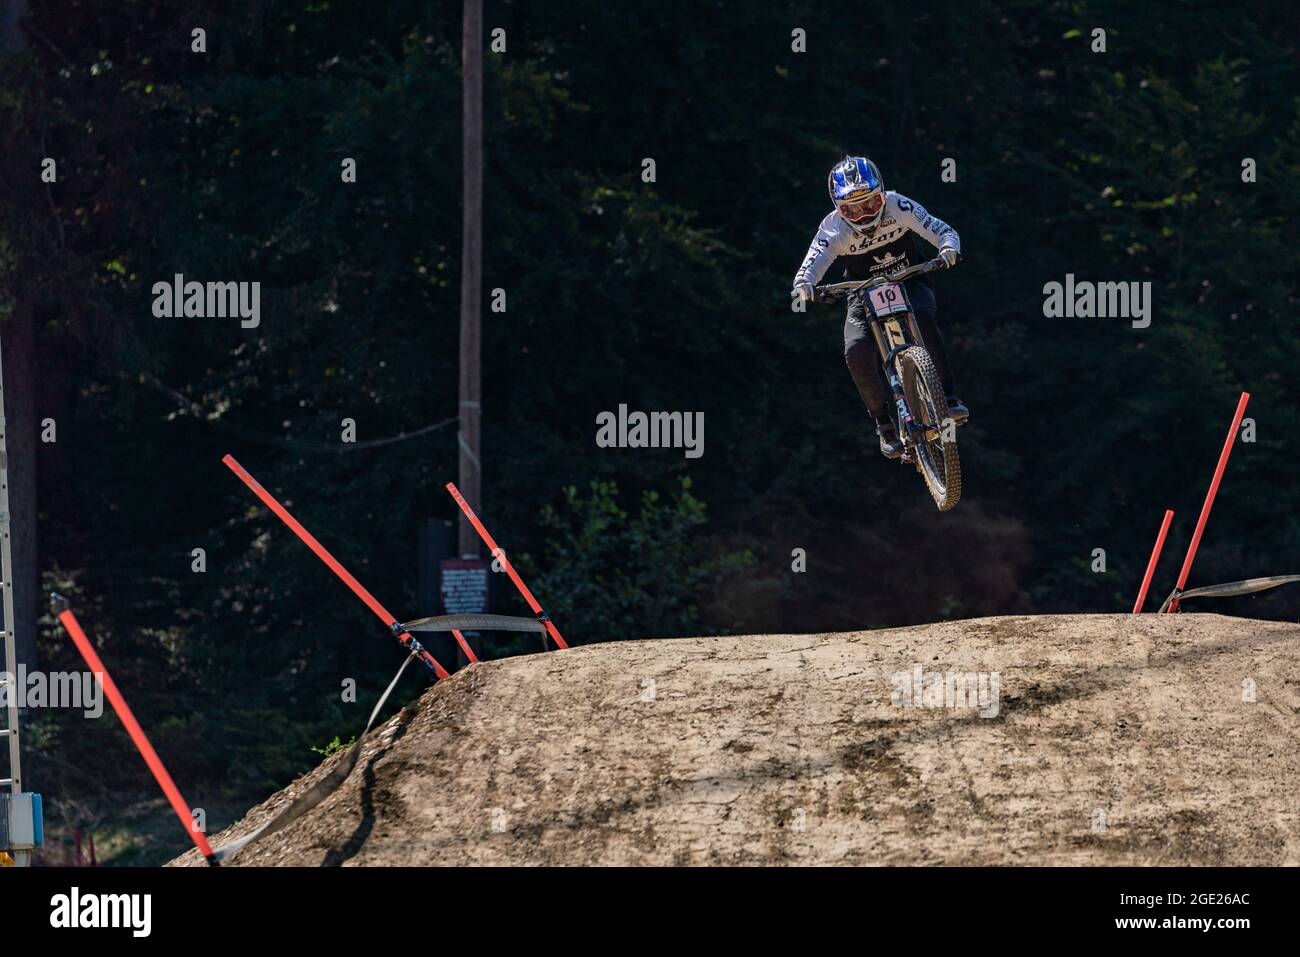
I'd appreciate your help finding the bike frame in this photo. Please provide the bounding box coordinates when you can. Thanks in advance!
[866,284,925,450]
[817,259,948,454]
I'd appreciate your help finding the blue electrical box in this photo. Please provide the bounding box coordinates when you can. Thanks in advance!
[0,792,43,850]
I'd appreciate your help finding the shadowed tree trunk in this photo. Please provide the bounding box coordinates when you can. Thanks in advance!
[0,0,24,55]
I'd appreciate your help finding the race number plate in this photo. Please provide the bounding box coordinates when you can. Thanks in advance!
[866,282,909,317]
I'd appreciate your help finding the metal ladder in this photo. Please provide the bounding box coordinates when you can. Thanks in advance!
[0,329,33,866]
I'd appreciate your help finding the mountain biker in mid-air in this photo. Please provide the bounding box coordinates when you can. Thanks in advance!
[791,156,967,459]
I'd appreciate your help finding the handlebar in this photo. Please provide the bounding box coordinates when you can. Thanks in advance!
[812,257,948,303]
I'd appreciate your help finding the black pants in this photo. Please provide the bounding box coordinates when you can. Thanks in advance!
[843,277,955,421]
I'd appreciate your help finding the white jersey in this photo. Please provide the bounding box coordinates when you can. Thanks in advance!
[794,191,960,286]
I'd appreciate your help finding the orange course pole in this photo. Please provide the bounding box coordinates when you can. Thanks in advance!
[222,455,453,677]
[445,482,569,649]
[1132,509,1174,614]
[1167,391,1250,613]
[55,600,217,864]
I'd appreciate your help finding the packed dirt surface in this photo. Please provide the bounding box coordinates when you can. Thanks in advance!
[173,614,1300,866]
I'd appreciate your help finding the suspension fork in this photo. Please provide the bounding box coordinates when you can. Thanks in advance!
[882,345,915,437]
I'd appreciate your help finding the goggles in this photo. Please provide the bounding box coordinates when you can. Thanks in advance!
[837,192,885,222]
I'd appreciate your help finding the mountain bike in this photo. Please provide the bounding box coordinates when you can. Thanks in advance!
[815,257,963,512]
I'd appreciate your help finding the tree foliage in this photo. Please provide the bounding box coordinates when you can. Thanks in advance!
[2,1,1298,855]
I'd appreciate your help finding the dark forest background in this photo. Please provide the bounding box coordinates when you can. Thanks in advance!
[2,0,1298,862]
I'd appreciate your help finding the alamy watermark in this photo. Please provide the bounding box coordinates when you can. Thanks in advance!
[595,404,704,459]
[151,274,261,328]
[890,664,1001,718]
[1042,274,1151,329]
[49,887,151,937]
[0,666,103,718]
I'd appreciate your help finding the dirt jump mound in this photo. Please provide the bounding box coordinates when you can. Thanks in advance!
[173,613,1300,866]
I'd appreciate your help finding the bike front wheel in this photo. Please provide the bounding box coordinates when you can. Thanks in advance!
[897,346,962,512]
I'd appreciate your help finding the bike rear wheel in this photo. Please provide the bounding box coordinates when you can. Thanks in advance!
[897,346,962,512]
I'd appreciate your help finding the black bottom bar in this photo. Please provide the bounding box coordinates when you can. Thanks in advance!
[8,866,1275,942]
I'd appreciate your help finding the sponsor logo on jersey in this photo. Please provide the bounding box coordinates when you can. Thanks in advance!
[848,226,904,253]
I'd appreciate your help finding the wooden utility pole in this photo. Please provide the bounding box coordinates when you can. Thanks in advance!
[457,0,483,558]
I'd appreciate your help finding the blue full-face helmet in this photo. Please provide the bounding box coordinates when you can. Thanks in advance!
[828,156,886,233]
